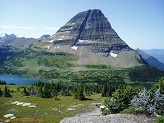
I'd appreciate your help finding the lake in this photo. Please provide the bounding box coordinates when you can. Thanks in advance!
[0,74,40,85]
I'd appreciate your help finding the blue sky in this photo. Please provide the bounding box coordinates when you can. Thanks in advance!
[0,0,164,49]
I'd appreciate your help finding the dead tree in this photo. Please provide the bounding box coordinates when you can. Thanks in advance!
[131,88,164,115]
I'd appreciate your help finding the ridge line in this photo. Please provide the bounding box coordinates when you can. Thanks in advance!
[72,10,91,46]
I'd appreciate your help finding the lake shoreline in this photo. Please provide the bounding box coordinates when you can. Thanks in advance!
[0,74,41,85]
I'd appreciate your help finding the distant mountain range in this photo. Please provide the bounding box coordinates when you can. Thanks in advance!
[0,33,37,50]
[39,34,50,39]
[142,49,164,64]
[0,33,38,64]
[0,33,17,39]
[136,49,164,71]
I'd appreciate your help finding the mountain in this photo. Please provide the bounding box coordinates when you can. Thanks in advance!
[0,33,17,44]
[0,33,37,50]
[0,33,38,64]
[136,49,164,71]
[39,34,50,39]
[1,9,162,82]
[142,49,164,64]
[0,33,17,39]
[35,9,144,68]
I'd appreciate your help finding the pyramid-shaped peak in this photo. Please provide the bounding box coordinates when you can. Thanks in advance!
[39,9,145,68]
[52,9,132,53]
[52,9,122,45]
[64,9,110,30]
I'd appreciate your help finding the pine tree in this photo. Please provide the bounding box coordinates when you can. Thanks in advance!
[56,82,61,91]
[102,83,108,97]
[51,89,58,100]
[74,83,85,100]
[42,83,51,98]
[3,86,12,97]
[0,88,2,96]
[93,84,98,93]
[77,83,85,100]
[22,87,29,96]
[39,87,43,97]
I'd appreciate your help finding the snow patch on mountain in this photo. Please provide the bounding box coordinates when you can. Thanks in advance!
[110,51,118,58]
[71,46,78,50]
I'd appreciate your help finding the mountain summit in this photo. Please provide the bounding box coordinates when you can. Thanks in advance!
[37,9,145,68]
[52,9,130,51]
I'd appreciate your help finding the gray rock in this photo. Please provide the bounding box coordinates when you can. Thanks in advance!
[52,9,131,53]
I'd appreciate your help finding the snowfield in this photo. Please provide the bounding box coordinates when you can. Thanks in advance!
[71,46,78,50]
[110,51,118,58]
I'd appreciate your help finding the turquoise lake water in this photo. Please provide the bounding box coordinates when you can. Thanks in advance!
[0,74,40,85]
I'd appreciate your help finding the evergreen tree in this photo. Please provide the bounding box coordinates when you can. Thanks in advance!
[51,89,58,100]
[22,87,29,96]
[150,77,164,96]
[77,83,85,100]
[39,87,43,97]
[102,86,143,114]
[74,83,85,100]
[51,82,55,90]
[0,80,6,85]
[56,82,61,91]
[83,84,92,96]
[0,88,2,96]
[102,83,108,97]
[3,86,12,97]
[42,83,51,98]
[93,84,98,93]
[60,86,71,96]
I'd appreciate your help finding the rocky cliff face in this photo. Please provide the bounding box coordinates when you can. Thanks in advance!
[38,9,144,68]
[52,9,131,53]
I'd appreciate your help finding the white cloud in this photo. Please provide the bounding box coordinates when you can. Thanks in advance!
[1,26,34,30]
[45,27,59,30]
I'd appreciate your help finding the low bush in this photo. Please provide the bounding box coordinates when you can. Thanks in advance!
[157,115,164,123]
[121,108,145,114]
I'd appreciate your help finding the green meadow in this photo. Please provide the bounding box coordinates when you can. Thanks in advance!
[0,85,105,123]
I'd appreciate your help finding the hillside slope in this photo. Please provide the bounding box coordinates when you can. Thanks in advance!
[0,34,38,64]
[142,49,164,64]
[136,49,164,71]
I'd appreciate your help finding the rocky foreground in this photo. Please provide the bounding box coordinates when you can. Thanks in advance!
[60,108,156,123]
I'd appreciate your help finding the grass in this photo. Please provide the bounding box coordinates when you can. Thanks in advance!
[0,85,105,123]
[1,49,79,78]
[85,64,114,69]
